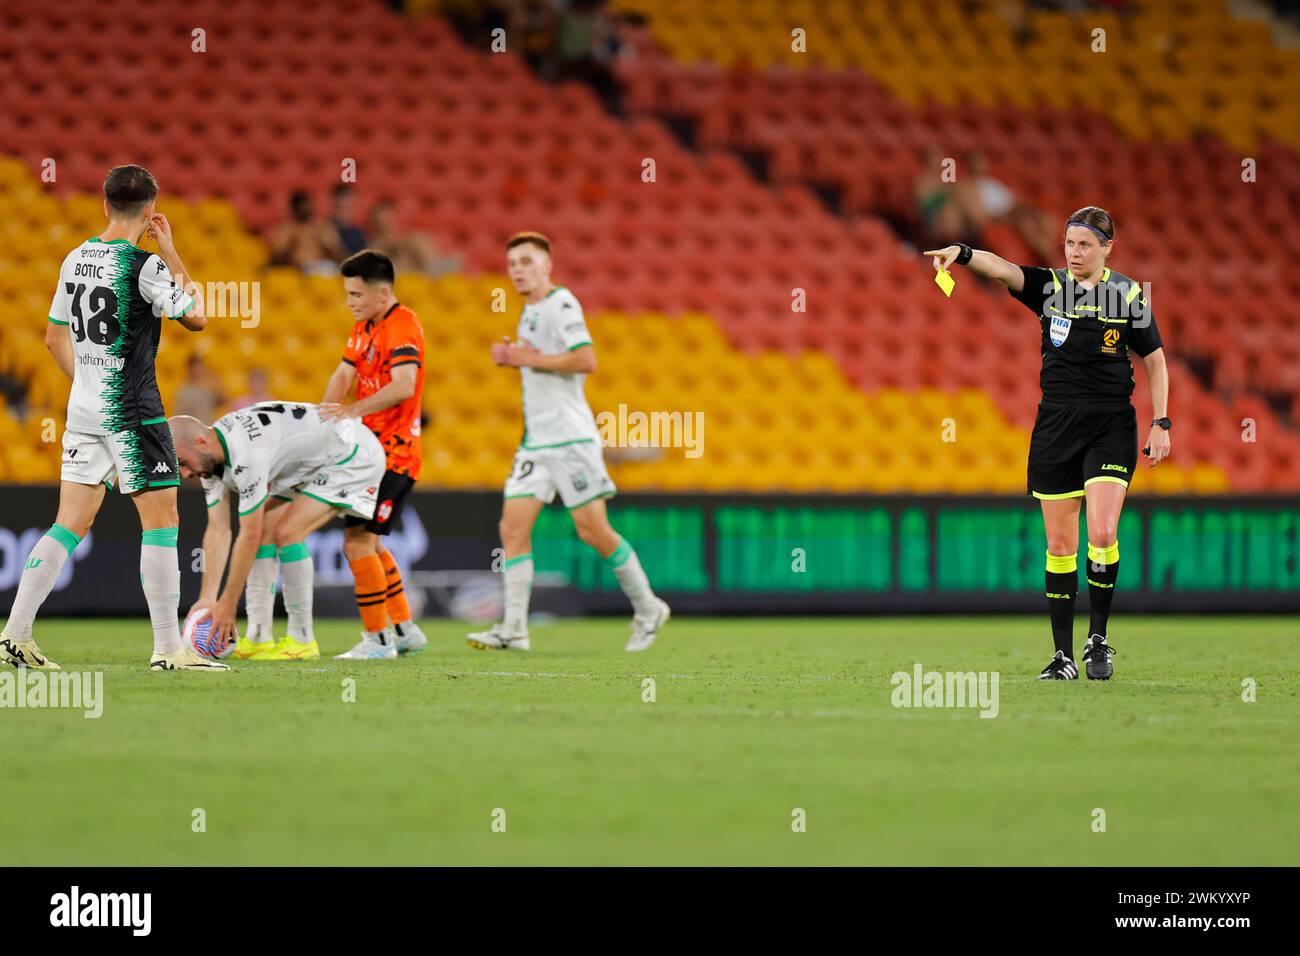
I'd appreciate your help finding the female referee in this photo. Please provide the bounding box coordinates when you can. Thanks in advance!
[924,206,1171,680]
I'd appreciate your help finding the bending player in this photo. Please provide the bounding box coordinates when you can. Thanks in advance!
[467,232,670,652]
[170,401,400,660]
[1,164,222,672]
[319,249,428,654]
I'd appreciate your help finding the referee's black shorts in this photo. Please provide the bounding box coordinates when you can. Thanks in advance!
[1027,401,1137,500]
[345,468,416,535]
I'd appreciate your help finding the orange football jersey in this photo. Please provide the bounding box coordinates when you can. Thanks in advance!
[343,303,425,478]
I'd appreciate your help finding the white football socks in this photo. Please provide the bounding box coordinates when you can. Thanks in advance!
[502,552,533,634]
[277,542,314,643]
[3,523,81,640]
[606,537,658,619]
[244,544,278,643]
[141,527,183,656]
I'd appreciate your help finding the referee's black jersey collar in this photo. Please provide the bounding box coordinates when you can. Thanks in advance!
[1061,266,1112,291]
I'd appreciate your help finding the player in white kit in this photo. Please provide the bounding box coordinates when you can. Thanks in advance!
[169,401,394,660]
[467,232,670,652]
[0,164,222,672]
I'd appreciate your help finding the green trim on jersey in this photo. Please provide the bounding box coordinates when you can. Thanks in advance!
[335,443,358,466]
[545,286,566,298]
[213,425,233,467]
[140,416,166,425]
[170,300,194,321]
[206,496,224,508]
[299,490,347,509]
[519,373,529,447]
[48,315,68,326]
[147,478,180,488]
[88,237,136,247]
[238,492,269,516]
[103,244,151,488]
[566,341,593,351]
[520,437,596,451]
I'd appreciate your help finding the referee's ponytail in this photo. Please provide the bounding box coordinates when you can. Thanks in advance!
[1065,206,1115,243]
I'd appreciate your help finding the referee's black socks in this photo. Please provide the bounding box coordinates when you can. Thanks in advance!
[1086,541,1120,638]
[1045,551,1078,660]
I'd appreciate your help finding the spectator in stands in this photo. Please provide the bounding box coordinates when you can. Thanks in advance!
[914,148,977,252]
[962,151,1058,263]
[367,201,460,278]
[268,191,342,275]
[554,0,624,112]
[174,355,225,424]
[229,366,271,411]
[330,184,368,258]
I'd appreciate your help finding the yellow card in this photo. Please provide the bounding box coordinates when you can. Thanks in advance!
[934,268,955,297]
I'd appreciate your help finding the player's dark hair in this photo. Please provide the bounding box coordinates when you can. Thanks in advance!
[507,231,551,255]
[103,165,158,218]
[340,248,395,285]
[1065,206,1115,242]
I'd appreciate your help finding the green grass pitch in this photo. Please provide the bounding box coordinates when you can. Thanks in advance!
[3,616,1296,866]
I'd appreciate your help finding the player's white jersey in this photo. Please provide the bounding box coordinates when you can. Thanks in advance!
[48,238,194,435]
[517,285,600,449]
[202,402,368,515]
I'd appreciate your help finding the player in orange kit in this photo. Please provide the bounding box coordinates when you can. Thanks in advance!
[318,248,428,659]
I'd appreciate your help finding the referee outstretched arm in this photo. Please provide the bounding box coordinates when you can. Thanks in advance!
[924,243,1025,292]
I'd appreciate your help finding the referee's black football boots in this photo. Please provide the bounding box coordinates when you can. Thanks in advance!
[1082,635,1115,680]
[1036,651,1079,680]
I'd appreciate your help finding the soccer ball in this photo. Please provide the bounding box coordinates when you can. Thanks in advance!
[183,606,235,660]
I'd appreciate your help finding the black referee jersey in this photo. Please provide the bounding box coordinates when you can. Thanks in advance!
[1009,265,1163,404]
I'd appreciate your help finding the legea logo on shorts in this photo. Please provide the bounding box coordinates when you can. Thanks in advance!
[1101,463,1128,473]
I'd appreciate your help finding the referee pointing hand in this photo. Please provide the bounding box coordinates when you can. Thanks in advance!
[925,206,1171,682]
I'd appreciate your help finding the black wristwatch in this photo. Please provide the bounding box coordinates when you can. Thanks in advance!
[1152,417,1172,430]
